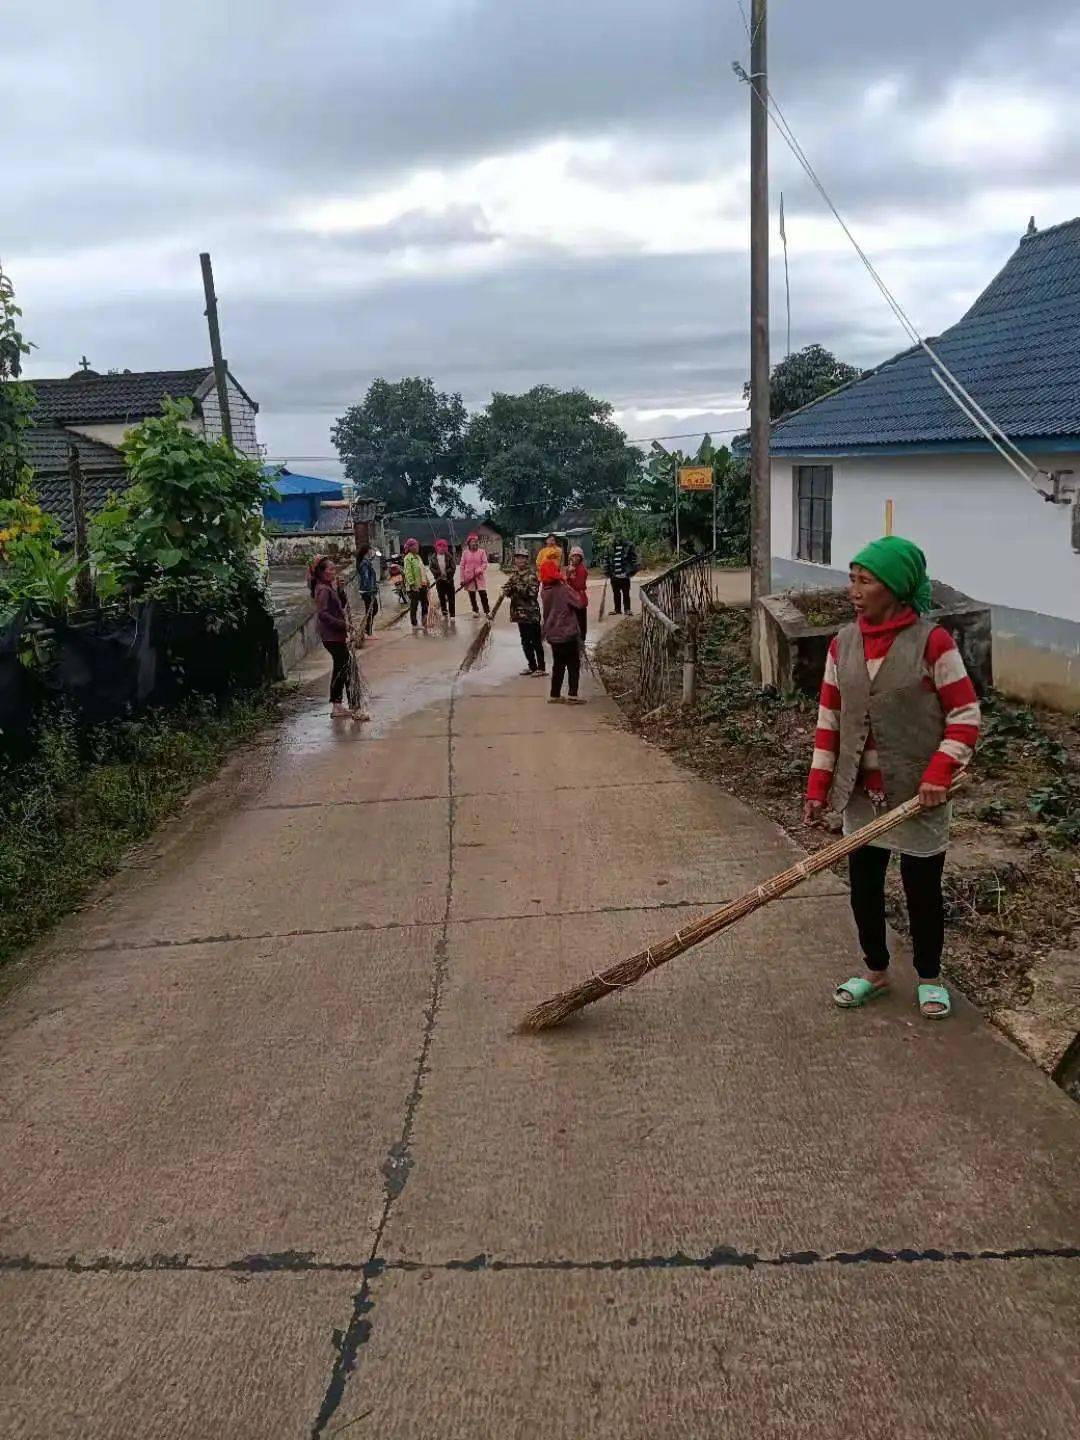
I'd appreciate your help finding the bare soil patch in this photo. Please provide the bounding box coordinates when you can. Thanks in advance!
[596,608,1080,1084]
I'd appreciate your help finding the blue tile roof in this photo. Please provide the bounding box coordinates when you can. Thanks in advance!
[263,467,343,497]
[770,218,1080,454]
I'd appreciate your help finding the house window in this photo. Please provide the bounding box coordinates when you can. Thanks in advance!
[795,465,833,565]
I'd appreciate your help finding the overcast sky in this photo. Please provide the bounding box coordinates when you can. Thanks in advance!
[7,0,1080,478]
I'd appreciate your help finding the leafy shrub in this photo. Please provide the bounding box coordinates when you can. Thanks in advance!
[90,399,278,615]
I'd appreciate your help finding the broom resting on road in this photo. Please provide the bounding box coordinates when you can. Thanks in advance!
[518,780,966,1032]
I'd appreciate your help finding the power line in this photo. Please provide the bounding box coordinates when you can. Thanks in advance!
[264,425,748,468]
[731,53,1054,500]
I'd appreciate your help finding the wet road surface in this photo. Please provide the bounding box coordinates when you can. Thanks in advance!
[1,597,1079,1438]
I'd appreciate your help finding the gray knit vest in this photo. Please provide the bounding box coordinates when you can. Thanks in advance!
[830,618,945,815]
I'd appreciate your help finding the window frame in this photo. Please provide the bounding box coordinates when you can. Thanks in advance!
[794,464,833,566]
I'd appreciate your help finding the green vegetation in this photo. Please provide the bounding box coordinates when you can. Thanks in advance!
[0,262,35,502]
[743,342,863,421]
[468,384,640,534]
[0,691,281,970]
[627,434,749,558]
[332,376,468,514]
[92,399,277,614]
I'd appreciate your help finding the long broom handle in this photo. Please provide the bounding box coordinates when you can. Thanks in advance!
[520,777,967,1031]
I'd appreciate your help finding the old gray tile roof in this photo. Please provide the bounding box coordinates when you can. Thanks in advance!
[28,366,257,426]
[769,217,1080,454]
[23,424,129,541]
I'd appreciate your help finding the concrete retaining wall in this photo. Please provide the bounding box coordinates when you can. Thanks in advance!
[771,557,1078,711]
[758,579,993,700]
[274,572,360,678]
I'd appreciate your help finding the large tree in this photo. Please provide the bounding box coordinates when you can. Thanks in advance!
[468,385,640,533]
[332,377,468,514]
[743,343,862,421]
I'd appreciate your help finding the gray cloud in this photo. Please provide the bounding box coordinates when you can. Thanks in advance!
[8,0,1080,467]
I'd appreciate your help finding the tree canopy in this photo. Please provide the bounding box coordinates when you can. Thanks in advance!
[332,377,468,514]
[743,343,862,421]
[469,384,640,533]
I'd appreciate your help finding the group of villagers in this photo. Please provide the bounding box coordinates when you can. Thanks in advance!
[315,524,979,1020]
[503,534,591,702]
[398,530,492,628]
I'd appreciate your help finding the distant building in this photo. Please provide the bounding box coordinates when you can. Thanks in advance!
[26,365,260,539]
[768,217,1080,708]
[392,515,502,561]
[263,468,344,531]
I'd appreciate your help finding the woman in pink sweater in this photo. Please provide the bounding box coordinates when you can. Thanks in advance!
[459,533,490,617]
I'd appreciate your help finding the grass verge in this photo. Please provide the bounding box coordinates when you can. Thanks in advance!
[0,689,283,972]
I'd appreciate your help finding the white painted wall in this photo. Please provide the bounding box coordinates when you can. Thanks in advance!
[69,420,200,448]
[66,377,259,458]
[771,453,1080,623]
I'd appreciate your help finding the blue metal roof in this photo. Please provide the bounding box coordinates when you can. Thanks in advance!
[770,218,1080,455]
[263,466,344,498]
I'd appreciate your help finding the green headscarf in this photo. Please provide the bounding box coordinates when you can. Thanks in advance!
[850,536,933,614]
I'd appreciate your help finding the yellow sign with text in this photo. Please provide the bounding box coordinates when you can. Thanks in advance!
[678,466,714,492]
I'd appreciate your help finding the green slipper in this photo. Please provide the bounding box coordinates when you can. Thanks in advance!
[917,983,951,1019]
[834,976,889,1008]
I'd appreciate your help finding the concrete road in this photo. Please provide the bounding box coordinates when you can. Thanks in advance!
[1,588,1078,1440]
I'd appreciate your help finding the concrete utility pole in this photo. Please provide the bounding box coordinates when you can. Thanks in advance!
[199,252,234,449]
[749,0,771,679]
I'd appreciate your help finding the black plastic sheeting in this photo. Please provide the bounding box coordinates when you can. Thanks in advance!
[0,598,280,758]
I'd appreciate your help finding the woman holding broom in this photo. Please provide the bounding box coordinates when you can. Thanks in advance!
[402,537,430,631]
[566,544,589,641]
[540,558,586,703]
[459,533,490,617]
[803,536,980,1020]
[502,547,545,676]
[309,557,365,720]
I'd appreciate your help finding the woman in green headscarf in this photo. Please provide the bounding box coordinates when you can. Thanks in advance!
[803,536,981,1020]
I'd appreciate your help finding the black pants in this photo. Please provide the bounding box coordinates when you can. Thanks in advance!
[611,577,632,614]
[409,588,429,625]
[435,578,456,617]
[576,606,587,641]
[849,846,946,980]
[518,621,544,672]
[361,593,379,635]
[467,588,490,615]
[324,640,349,704]
[550,638,581,698]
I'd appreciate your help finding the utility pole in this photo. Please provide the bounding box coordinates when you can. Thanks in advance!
[749,0,771,679]
[672,450,681,556]
[68,444,94,611]
[199,252,234,449]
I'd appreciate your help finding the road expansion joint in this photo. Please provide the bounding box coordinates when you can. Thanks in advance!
[4,1242,1076,1280]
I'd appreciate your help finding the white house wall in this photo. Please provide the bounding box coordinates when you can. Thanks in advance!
[771,454,1080,623]
[770,452,1080,709]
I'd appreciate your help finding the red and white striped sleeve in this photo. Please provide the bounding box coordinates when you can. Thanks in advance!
[922,627,981,788]
[806,637,842,803]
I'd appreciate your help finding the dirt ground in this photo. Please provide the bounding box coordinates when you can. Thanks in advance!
[596,607,1080,1091]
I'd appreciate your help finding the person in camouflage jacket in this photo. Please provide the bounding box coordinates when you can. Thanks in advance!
[502,550,545,675]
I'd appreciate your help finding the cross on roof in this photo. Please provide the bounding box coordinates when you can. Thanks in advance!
[78,355,92,372]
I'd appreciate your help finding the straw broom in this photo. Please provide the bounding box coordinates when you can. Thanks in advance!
[458,591,506,673]
[518,780,966,1032]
